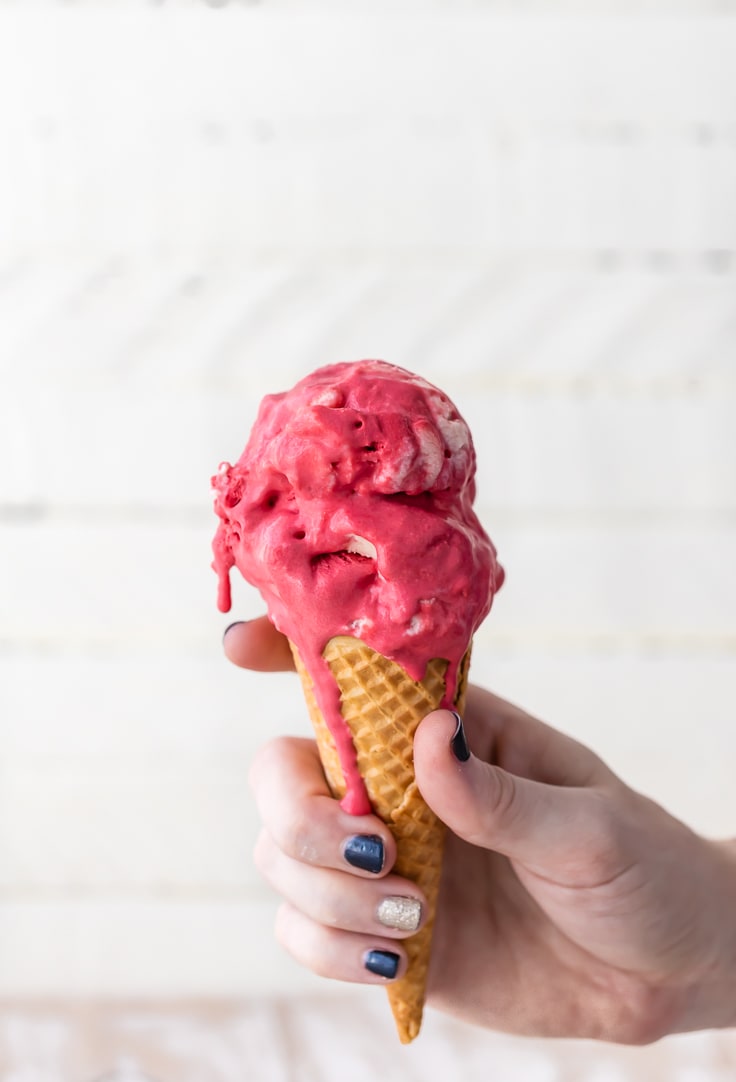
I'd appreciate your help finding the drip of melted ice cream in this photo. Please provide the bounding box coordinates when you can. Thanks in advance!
[212,360,504,814]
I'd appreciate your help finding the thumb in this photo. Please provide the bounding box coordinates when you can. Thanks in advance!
[414,710,607,878]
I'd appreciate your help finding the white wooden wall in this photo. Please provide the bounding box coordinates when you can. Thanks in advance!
[0,1,735,1077]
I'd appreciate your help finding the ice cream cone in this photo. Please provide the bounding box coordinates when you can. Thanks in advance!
[290,635,471,1043]
[212,362,502,1039]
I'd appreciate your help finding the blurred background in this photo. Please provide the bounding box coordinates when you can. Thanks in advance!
[1,0,735,1078]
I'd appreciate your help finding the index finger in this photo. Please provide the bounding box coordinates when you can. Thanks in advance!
[223,615,296,672]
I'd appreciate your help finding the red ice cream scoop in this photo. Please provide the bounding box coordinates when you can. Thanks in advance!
[212,359,503,814]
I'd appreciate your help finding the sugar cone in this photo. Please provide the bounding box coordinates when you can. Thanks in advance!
[290,635,471,1043]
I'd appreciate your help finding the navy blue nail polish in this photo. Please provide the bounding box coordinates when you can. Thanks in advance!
[364,950,400,980]
[222,620,245,643]
[450,711,470,762]
[344,834,384,874]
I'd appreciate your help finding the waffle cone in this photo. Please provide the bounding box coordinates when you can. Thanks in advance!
[290,635,471,1043]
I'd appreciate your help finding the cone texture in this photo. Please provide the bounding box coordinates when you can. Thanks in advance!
[291,635,471,1043]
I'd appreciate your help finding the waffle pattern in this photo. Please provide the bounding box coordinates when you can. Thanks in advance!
[291,636,471,1043]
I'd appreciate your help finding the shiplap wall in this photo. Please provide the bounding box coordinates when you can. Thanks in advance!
[0,3,735,1008]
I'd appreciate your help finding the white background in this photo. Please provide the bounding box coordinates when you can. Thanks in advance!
[0,1,735,1077]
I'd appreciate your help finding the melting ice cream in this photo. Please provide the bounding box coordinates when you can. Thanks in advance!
[212,360,504,814]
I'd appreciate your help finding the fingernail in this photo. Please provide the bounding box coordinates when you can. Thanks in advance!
[376,896,422,932]
[364,949,400,980]
[222,620,244,643]
[450,711,470,762]
[343,834,384,874]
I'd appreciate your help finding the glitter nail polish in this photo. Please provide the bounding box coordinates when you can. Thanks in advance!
[376,896,422,932]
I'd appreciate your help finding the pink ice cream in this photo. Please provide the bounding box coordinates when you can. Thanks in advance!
[212,360,504,814]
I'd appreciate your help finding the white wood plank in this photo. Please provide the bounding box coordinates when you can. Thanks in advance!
[0,1,734,1013]
[4,263,735,391]
[483,521,736,640]
[467,395,736,515]
[0,520,229,643]
[1,13,731,131]
[0,657,304,757]
[1,520,734,642]
[0,653,731,892]
[1,13,735,255]
[0,754,267,889]
[7,0,736,9]
[1,652,732,768]
[0,896,320,997]
[2,0,735,9]
[5,133,735,255]
[2,382,735,510]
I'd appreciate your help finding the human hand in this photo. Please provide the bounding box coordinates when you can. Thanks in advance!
[226,617,736,1043]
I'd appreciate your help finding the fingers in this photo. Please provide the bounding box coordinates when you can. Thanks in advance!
[256,830,425,939]
[415,710,631,887]
[250,735,420,987]
[223,616,295,672]
[249,737,397,876]
[275,904,408,984]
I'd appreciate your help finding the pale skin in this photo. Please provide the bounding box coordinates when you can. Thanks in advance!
[226,617,736,1044]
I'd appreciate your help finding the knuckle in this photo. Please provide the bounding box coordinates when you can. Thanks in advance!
[596,973,676,1045]
[273,902,296,952]
[479,765,520,833]
[274,903,334,978]
[279,806,316,863]
[252,828,272,875]
[248,736,292,794]
[580,792,627,880]
[320,904,342,929]
[489,767,518,820]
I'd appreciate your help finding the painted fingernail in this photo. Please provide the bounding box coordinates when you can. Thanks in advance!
[222,620,245,643]
[450,711,470,762]
[364,949,400,980]
[376,896,422,933]
[344,835,385,874]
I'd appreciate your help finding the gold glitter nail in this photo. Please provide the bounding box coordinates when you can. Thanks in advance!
[376,896,422,932]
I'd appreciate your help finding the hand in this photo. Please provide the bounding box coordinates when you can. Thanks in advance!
[225,617,736,1043]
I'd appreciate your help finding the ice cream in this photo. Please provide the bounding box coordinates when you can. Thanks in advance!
[211,359,504,1040]
[212,360,503,809]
